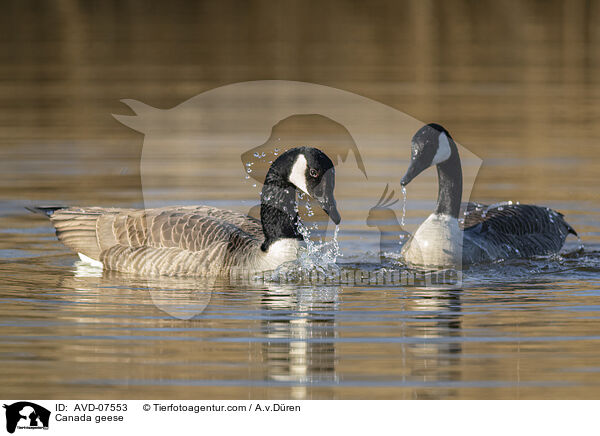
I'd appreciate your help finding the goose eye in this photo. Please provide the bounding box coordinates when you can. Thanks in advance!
[309,168,319,178]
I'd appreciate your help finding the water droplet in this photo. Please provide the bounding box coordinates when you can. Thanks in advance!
[253,152,260,158]
[401,185,408,227]
[252,183,257,188]
[291,218,342,276]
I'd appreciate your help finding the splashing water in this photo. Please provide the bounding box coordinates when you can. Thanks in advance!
[244,161,254,179]
[297,221,341,265]
[574,234,585,253]
[305,199,314,217]
[401,185,407,226]
[269,220,342,283]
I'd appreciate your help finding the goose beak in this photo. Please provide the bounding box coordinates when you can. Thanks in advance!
[319,196,341,225]
[328,204,341,225]
[401,158,428,186]
[313,169,341,225]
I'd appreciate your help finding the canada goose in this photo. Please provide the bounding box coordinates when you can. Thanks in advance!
[241,114,368,238]
[400,123,577,268]
[28,147,341,277]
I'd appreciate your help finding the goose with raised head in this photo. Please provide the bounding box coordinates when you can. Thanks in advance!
[400,123,577,268]
[28,147,341,277]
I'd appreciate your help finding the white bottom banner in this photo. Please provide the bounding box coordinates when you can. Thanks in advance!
[0,400,597,435]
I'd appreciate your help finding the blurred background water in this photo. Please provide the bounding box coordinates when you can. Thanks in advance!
[1,0,600,399]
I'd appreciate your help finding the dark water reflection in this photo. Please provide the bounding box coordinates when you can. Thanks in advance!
[1,0,600,399]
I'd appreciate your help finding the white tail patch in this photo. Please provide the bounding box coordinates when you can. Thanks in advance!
[78,253,104,269]
[432,131,452,165]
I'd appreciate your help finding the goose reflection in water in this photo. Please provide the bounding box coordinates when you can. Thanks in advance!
[58,261,464,399]
[402,288,462,399]
[252,285,339,400]
[247,281,463,400]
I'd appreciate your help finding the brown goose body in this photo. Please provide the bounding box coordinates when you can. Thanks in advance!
[35,205,297,276]
[28,147,341,277]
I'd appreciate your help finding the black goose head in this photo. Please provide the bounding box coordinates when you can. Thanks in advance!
[266,146,341,225]
[401,123,456,186]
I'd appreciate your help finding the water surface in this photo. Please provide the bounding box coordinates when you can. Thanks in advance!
[1,0,600,399]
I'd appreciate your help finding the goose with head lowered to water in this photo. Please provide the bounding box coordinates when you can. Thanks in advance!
[400,123,577,268]
[27,147,341,277]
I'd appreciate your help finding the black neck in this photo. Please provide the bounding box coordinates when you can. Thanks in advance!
[435,140,462,218]
[260,174,302,251]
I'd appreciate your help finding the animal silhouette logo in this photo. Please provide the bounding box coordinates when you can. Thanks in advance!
[3,402,50,434]
[366,184,411,261]
[110,80,481,292]
[241,114,368,239]
[241,113,367,185]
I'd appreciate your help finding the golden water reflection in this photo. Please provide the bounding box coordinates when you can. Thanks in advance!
[1,0,600,399]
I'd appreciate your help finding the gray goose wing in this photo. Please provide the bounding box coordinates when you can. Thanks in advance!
[46,206,264,276]
[460,202,576,261]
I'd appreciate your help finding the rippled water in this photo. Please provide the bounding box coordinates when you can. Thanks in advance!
[2,1,600,399]
[2,168,600,399]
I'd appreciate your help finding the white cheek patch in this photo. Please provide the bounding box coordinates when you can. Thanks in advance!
[288,154,309,194]
[431,131,452,165]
